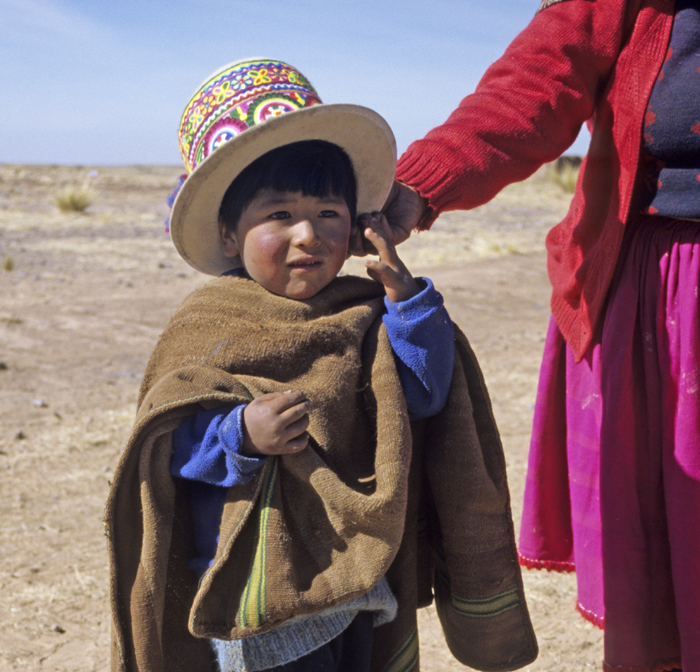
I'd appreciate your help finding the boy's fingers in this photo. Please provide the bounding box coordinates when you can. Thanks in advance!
[359,212,396,257]
[365,216,400,256]
[273,394,311,433]
[279,398,310,423]
[283,411,310,435]
[365,258,393,279]
[366,254,404,282]
[283,432,309,453]
[364,227,395,262]
[262,390,309,412]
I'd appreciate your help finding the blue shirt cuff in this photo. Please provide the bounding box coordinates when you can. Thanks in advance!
[219,404,267,477]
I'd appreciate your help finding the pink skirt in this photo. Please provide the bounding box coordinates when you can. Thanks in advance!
[519,216,700,672]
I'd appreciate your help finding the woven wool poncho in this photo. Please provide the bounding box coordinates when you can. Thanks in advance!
[106,274,537,672]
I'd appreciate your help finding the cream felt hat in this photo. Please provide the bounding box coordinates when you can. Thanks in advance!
[170,58,397,276]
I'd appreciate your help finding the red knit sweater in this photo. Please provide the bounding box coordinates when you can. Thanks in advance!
[396,0,674,360]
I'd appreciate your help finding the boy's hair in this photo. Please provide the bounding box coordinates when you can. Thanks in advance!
[219,140,357,230]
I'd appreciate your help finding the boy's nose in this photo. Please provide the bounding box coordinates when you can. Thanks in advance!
[292,219,320,246]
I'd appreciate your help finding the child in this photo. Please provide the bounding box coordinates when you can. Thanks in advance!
[105,59,536,672]
[172,136,455,671]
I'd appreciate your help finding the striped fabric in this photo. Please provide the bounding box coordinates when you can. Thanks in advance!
[381,629,419,672]
[238,457,279,628]
[450,587,520,619]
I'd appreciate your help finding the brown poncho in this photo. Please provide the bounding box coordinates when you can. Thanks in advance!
[105,274,537,672]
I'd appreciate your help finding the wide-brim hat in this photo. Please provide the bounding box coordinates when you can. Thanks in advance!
[170,58,397,276]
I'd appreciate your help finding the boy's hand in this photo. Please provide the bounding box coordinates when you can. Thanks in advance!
[362,212,421,303]
[241,391,310,457]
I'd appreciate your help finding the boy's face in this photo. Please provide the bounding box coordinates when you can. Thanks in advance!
[220,189,352,299]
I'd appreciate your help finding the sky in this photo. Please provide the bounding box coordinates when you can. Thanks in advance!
[0,0,590,166]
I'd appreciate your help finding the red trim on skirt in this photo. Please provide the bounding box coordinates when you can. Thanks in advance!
[517,551,575,573]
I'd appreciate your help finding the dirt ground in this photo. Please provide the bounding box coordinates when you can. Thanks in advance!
[0,164,603,671]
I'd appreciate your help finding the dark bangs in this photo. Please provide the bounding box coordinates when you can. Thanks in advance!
[219,140,357,230]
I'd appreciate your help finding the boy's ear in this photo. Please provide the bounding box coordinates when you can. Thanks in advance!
[219,217,240,258]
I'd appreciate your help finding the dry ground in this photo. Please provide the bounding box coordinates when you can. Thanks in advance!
[0,164,602,671]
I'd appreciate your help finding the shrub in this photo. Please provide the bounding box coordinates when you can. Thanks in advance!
[54,184,97,212]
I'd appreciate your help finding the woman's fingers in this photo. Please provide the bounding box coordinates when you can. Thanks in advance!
[381,180,427,244]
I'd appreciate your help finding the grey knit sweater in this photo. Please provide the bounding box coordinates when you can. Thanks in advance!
[211,577,397,671]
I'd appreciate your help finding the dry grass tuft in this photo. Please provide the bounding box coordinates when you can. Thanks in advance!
[547,156,582,194]
[471,236,521,257]
[2,256,14,271]
[54,184,97,213]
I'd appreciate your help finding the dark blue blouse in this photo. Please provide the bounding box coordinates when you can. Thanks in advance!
[641,0,700,218]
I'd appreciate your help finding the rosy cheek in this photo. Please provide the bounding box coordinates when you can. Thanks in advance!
[246,231,286,267]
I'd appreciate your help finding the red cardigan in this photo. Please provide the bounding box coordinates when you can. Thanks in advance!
[396,0,675,360]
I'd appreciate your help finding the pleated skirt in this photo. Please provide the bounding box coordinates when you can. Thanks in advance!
[519,215,700,672]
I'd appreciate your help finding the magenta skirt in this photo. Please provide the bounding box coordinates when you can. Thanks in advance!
[519,216,700,672]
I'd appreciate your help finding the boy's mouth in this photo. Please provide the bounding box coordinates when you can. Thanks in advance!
[288,258,323,270]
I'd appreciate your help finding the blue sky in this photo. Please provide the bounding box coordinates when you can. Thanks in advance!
[1,0,590,165]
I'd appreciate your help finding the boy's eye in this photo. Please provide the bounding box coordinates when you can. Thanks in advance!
[318,210,338,218]
[268,211,291,220]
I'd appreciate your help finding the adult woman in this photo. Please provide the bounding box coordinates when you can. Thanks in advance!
[381,0,699,670]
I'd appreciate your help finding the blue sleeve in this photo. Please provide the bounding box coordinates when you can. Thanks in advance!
[383,278,454,420]
[170,405,267,487]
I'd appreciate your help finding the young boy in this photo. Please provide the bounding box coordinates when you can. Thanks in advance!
[105,59,537,672]
[170,137,454,672]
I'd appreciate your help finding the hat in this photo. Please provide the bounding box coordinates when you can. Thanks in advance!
[170,58,397,276]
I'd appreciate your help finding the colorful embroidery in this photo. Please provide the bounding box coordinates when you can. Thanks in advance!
[381,628,419,672]
[238,457,279,629]
[536,0,572,13]
[177,59,322,173]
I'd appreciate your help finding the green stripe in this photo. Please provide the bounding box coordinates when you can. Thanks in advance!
[451,587,520,619]
[238,457,279,628]
[382,628,419,672]
[434,550,521,619]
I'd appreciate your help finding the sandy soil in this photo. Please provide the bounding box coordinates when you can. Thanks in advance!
[0,164,603,671]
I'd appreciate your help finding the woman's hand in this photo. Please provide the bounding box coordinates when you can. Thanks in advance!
[241,390,310,456]
[348,181,428,256]
[362,212,421,303]
[382,180,429,244]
